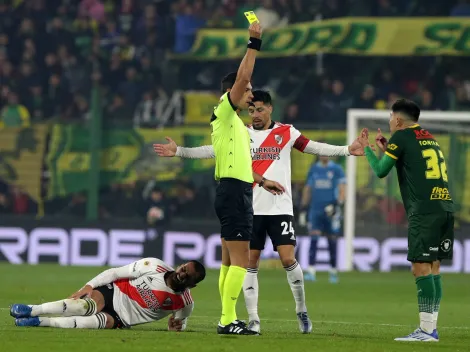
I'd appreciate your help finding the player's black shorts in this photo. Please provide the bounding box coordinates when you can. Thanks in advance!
[94,284,126,329]
[214,178,253,241]
[251,215,296,251]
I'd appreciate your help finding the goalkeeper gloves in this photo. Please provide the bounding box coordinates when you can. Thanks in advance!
[324,200,344,218]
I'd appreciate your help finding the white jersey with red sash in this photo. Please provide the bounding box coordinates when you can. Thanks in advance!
[112,258,193,327]
[249,122,309,216]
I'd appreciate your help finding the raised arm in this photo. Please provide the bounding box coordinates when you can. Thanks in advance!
[229,23,262,107]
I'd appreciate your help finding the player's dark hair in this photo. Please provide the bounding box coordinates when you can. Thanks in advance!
[391,99,420,122]
[221,72,237,93]
[189,260,206,283]
[251,90,272,105]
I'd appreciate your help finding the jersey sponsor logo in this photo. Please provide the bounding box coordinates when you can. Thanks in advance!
[135,281,161,312]
[414,129,434,140]
[429,247,438,252]
[251,147,282,161]
[430,187,452,201]
[252,126,291,178]
[314,179,333,189]
[387,143,398,151]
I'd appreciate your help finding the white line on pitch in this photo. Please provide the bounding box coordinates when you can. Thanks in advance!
[2,309,468,330]
[191,315,470,330]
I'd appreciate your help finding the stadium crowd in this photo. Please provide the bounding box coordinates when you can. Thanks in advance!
[0,0,469,219]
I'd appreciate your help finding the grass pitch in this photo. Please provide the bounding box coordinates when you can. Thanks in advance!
[0,264,469,352]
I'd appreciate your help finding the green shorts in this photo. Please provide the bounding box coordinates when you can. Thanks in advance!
[407,212,454,262]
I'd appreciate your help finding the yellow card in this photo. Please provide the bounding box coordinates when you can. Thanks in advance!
[244,11,259,24]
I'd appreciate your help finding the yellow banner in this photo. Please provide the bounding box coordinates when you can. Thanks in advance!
[0,125,48,201]
[184,92,220,124]
[182,17,470,59]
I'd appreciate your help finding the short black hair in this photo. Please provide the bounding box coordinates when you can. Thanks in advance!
[189,260,206,284]
[391,99,420,122]
[221,72,237,93]
[251,90,272,105]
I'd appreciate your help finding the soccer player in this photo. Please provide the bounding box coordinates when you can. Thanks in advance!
[10,257,206,331]
[299,156,346,283]
[154,90,366,333]
[358,99,454,342]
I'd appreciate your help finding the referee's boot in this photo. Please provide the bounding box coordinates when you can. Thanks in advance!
[217,320,259,335]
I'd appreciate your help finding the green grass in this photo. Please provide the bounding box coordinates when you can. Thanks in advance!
[0,265,469,351]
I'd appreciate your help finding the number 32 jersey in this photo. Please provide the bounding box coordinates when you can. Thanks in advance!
[385,124,454,216]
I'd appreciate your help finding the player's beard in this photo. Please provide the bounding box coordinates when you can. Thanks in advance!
[169,271,187,292]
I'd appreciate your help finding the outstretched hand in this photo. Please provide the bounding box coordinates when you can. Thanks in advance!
[375,128,388,152]
[153,137,177,157]
[357,128,372,149]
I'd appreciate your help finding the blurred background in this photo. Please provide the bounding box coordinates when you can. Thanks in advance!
[0,0,469,271]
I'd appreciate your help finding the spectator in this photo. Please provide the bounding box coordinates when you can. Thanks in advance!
[319,80,353,126]
[79,0,106,23]
[451,0,470,16]
[355,85,376,109]
[118,66,142,111]
[255,0,288,29]
[144,187,169,226]
[283,103,300,123]
[9,186,36,215]
[377,0,398,16]
[0,91,31,128]
[106,94,132,121]
[173,2,207,53]
[112,34,136,62]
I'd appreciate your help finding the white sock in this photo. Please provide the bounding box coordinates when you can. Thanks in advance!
[285,261,307,313]
[308,266,316,275]
[243,268,260,322]
[30,298,97,317]
[419,312,434,334]
[433,312,438,331]
[39,313,107,329]
[329,268,337,275]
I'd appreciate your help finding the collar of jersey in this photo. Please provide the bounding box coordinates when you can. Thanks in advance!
[407,123,420,129]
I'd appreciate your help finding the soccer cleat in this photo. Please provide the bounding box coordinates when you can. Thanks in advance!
[10,304,32,318]
[15,317,40,327]
[296,312,312,334]
[329,272,339,284]
[217,320,259,335]
[431,329,439,341]
[303,272,316,282]
[247,320,261,333]
[394,328,439,342]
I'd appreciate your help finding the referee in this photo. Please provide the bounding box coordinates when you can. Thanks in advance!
[212,22,283,335]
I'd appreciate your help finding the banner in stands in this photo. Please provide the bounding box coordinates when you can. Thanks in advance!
[0,125,48,201]
[45,125,344,196]
[0,220,469,272]
[183,18,470,59]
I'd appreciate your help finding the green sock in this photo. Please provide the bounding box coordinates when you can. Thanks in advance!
[416,274,435,333]
[219,265,230,302]
[220,265,247,326]
[433,274,442,330]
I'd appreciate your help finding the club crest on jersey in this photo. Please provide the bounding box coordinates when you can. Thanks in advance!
[163,297,173,307]
[274,135,283,145]
[327,171,334,179]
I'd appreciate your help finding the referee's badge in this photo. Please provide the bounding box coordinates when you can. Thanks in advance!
[275,135,283,145]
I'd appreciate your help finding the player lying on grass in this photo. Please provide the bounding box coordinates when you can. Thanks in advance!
[358,99,454,342]
[154,90,367,334]
[10,257,206,330]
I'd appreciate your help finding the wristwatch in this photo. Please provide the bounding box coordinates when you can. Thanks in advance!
[259,177,266,187]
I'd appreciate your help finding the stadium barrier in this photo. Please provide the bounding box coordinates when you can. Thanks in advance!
[0,218,469,273]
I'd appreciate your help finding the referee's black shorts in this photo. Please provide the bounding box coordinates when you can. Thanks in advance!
[214,178,253,241]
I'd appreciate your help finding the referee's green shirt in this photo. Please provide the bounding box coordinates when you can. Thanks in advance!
[210,92,253,183]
